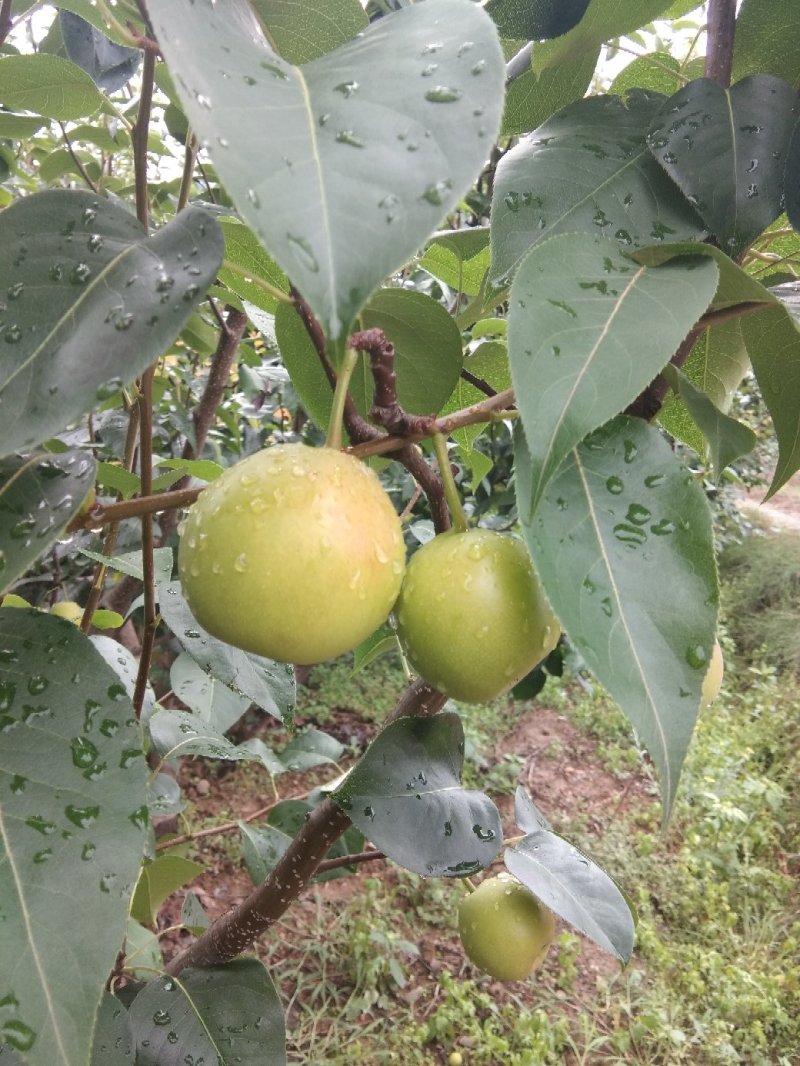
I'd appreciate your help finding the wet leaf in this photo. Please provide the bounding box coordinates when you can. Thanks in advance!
[0,450,95,594]
[170,652,250,733]
[647,75,799,257]
[486,0,591,41]
[506,830,635,961]
[333,712,502,877]
[130,855,204,928]
[150,0,505,344]
[0,609,147,1065]
[90,992,133,1065]
[508,232,718,517]
[240,800,363,885]
[492,92,705,283]
[159,581,296,724]
[128,961,285,1066]
[514,786,551,834]
[60,11,141,92]
[149,708,258,763]
[515,417,718,821]
[0,190,223,456]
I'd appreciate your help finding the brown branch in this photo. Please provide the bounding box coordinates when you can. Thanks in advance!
[315,848,386,876]
[176,132,199,213]
[0,0,12,45]
[185,308,249,460]
[705,0,737,88]
[165,680,445,974]
[461,368,497,398]
[156,789,312,853]
[57,122,99,193]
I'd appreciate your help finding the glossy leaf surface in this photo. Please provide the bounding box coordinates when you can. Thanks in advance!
[647,75,798,256]
[0,609,147,1065]
[485,0,591,41]
[506,830,635,961]
[0,190,223,456]
[509,233,718,516]
[333,712,502,877]
[128,962,285,1066]
[150,0,505,343]
[516,417,718,819]
[0,450,95,594]
[159,582,296,724]
[492,92,704,283]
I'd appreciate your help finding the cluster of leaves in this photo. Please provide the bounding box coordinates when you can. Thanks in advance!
[1,0,800,1061]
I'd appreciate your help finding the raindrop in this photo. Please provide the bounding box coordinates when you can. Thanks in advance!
[644,474,665,488]
[286,233,320,273]
[49,263,63,281]
[7,281,24,299]
[153,1010,171,1027]
[651,519,676,536]
[424,86,462,104]
[363,805,375,820]
[613,523,647,547]
[0,680,17,712]
[686,645,708,669]
[623,440,638,463]
[547,299,577,317]
[10,774,27,793]
[71,262,92,284]
[246,188,261,209]
[471,60,486,75]
[600,597,613,617]
[65,804,99,829]
[625,503,651,526]
[335,130,365,149]
[4,324,22,344]
[746,183,759,199]
[2,1018,36,1052]
[333,80,359,97]
[25,815,56,835]
[472,824,496,842]
[70,735,99,769]
[27,674,48,695]
[87,234,104,252]
[606,476,624,495]
[504,191,520,213]
[421,179,452,206]
[96,377,123,400]
[421,63,438,77]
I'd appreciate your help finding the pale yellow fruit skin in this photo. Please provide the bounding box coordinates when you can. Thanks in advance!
[701,640,724,708]
[458,873,556,981]
[178,444,405,665]
[395,529,559,703]
[49,601,84,625]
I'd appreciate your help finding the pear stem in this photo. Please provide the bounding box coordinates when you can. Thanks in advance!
[326,347,360,451]
[433,433,468,533]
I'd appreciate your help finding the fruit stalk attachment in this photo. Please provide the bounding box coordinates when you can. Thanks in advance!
[433,433,468,533]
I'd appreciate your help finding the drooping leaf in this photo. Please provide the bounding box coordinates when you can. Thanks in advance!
[128,962,286,1066]
[647,75,799,257]
[506,830,635,961]
[130,855,204,928]
[0,609,147,1066]
[80,547,174,585]
[59,11,141,92]
[251,0,368,64]
[741,306,800,499]
[418,227,491,296]
[159,582,296,724]
[90,992,133,1066]
[333,712,502,877]
[149,0,505,344]
[611,52,682,98]
[180,893,210,934]
[485,0,591,41]
[51,0,145,47]
[148,709,259,763]
[491,92,704,283]
[0,450,95,594]
[0,54,104,119]
[123,919,162,981]
[0,190,223,456]
[732,0,800,88]
[502,48,600,137]
[240,800,363,884]
[508,232,718,517]
[515,417,718,820]
[661,365,757,477]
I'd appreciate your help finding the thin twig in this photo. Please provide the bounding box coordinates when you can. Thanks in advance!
[131,48,156,230]
[176,131,199,213]
[0,0,13,46]
[57,122,99,193]
[165,681,446,973]
[133,369,156,717]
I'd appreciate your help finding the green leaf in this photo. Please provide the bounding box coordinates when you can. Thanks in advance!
[0,609,148,1066]
[0,450,95,595]
[506,830,635,961]
[95,463,140,499]
[251,0,368,64]
[352,624,398,674]
[90,993,133,1066]
[515,417,719,820]
[418,232,491,296]
[130,855,204,928]
[0,189,223,456]
[502,48,599,137]
[156,458,224,483]
[180,892,210,934]
[159,581,296,724]
[52,0,144,47]
[786,119,800,232]
[0,54,103,119]
[661,365,757,477]
[530,0,677,69]
[486,0,592,41]
[149,709,259,763]
[123,919,162,981]
[647,76,799,257]
[633,240,779,310]
[741,306,800,499]
[491,92,705,284]
[658,319,750,454]
[0,113,47,138]
[240,800,362,884]
[732,0,800,88]
[218,219,289,315]
[441,340,510,453]
[170,652,250,733]
[514,785,551,833]
[508,232,718,517]
[79,547,173,585]
[610,52,682,97]
[128,962,285,1066]
[149,0,505,344]
[333,712,502,877]
[277,287,463,432]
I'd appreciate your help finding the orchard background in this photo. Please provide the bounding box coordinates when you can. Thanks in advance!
[0,0,799,1063]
